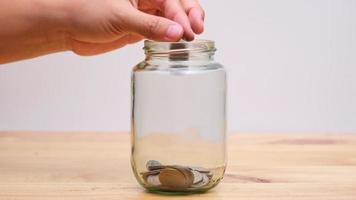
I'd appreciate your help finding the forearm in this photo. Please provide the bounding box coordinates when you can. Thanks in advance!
[0,0,70,64]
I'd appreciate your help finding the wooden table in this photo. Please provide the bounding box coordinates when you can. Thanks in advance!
[0,132,355,200]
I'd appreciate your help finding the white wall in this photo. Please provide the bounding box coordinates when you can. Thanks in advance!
[0,0,355,133]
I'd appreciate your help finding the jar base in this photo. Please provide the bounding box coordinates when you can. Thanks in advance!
[145,184,218,195]
[146,189,207,195]
[135,161,225,194]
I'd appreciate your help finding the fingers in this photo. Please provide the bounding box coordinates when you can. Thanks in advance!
[154,0,195,41]
[149,0,204,40]
[180,0,205,34]
[70,34,143,56]
[123,8,183,41]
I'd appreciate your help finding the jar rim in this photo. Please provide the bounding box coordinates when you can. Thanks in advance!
[144,39,216,55]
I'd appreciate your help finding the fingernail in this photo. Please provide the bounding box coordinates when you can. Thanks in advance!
[166,24,183,40]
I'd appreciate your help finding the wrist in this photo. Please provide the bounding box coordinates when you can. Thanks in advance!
[33,0,72,52]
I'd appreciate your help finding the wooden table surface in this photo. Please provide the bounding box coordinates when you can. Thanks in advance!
[0,132,355,200]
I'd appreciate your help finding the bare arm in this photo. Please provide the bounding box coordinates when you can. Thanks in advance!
[0,0,69,63]
[0,0,204,64]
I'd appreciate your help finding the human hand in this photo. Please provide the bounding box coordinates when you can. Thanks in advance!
[0,0,204,63]
[63,0,205,55]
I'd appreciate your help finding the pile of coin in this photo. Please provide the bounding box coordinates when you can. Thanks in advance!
[140,160,212,190]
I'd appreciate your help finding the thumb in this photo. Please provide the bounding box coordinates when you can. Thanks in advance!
[123,9,184,41]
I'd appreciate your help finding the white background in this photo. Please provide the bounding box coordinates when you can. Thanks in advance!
[0,0,355,133]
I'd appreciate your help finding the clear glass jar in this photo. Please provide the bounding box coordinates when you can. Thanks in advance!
[131,40,226,193]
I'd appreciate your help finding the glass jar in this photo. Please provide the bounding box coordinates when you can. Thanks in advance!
[131,40,226,193]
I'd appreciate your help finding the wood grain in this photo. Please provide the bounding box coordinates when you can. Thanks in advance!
[0,132,355,200]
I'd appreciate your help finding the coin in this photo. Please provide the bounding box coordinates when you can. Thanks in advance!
[207,173,213,179]
[191,173,210,188]
[140,169,160,181]
[158,168,188,188]
[189,166,210,174]
[175,166,194,187]
[192,170,203,185]
[146,160,164,171]
[167,165,195,187]
[142,161,213,189]
[147,174,161,186]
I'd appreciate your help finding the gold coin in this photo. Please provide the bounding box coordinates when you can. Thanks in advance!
[159,168,188,188]
[174,166,194,187]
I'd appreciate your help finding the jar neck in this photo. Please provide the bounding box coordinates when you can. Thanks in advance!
[145,52,214,62]
[143,40,216,63]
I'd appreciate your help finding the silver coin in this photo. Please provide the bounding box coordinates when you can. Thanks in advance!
[146,174,161,186]
[192,170,203,185]
[140,169,160,180]
[189,166,210,174]
[146,160,163,171]
[191,174,210,188]
[207,173,213,179]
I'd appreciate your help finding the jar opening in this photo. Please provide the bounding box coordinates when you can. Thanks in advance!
[144,40,216,58]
